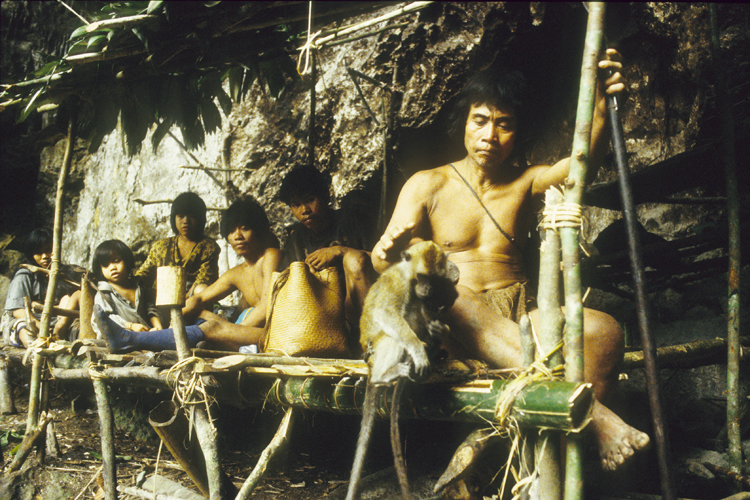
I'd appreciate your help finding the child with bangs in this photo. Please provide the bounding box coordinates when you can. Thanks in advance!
[91,239,163,337]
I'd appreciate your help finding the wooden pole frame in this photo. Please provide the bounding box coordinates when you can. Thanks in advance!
[26,105,77,439]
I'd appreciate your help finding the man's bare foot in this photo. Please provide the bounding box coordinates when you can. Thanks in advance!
[590,401,651,471]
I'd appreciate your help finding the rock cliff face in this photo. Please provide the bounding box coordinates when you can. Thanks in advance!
[4,3,746,277]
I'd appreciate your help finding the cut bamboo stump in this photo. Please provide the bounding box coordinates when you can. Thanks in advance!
[79,276,96,339]
[0,355,17,414]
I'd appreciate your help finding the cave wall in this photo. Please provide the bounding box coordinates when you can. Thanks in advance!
[4,2,750,285]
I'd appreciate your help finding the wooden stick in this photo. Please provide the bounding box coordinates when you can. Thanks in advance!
[623,336,750,370]
[32,301,78,318]
[131,198,225,211]
[235,407,295,499]
[26,106,76,442]
[9,412,52,472]
[92,371,118,500]
[21,263,81,289]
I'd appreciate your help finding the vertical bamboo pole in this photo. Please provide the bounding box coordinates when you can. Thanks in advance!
[709,4,742,486]
[79,275,96,339]
[92,368,118,500]
[156,266,229,499]
[308,55,316,165]
[536,188,565,500]
[27,106,77,433]
[561,4,604,499]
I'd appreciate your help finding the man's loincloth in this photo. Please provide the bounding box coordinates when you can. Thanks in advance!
[478,281,536,323]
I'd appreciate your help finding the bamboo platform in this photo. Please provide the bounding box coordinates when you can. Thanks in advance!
[1,342,594,433]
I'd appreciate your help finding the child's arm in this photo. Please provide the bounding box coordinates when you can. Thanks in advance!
[148,315,163,330]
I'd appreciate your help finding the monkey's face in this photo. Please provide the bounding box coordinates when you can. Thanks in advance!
[402,241,460,311]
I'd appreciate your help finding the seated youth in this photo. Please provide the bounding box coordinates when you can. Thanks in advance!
[4,228,80,347]
[278,165,376,346]
[93,197,282,353]
[90,240,163,338]
[136,192,220,297]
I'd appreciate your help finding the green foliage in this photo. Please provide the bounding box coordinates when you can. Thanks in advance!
[2,1,308,155]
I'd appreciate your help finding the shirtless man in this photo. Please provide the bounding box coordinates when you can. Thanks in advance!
[372,49,650,471]
[94,197,282,352]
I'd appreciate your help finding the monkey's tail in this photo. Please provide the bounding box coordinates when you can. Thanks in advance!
[346,384,378,500]
[391,379,411,499]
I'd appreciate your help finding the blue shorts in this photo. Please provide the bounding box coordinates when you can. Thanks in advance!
[235,307,255,324]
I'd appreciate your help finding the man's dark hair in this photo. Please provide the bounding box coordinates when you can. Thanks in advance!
[24,228,53,262]
[220,197,280,248]
[278,165,331,205]
[170,192,207,237]
[92,239,135,282]
[447,67,531,163]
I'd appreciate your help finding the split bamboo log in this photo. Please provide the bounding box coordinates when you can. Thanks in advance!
[149,401,211,497]
[270,377,593,432]
[235,407,295,499]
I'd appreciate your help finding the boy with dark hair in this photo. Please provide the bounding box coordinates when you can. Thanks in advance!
[93,197,282,352]
[279,165,375,337]
[4,229,80,346]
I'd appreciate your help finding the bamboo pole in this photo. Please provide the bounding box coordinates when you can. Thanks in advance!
[26,106,77,437]
[561,4,605,499]
[709,5,742,487]
[91,368,118,500]
[78,276,96,339]
[537,188,566,500]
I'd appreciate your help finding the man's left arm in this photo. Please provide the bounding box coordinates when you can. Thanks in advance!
[532,49,625,196]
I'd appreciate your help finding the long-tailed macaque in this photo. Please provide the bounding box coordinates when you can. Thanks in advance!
[346,241,459,500]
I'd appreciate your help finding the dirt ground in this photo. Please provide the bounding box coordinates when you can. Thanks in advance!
[0,370,469,500]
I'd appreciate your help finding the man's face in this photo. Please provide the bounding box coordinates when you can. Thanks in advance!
[226,225,256,257]
[289,194,327,232]
[464,103,517,170]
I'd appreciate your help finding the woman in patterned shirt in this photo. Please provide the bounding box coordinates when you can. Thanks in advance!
[135,192,220,296]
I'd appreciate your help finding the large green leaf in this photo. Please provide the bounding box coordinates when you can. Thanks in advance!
[146,1,164,15]
[200,99,222,135]
[16,87,44,124]
[151,116,174,152]
[180,118,205,151]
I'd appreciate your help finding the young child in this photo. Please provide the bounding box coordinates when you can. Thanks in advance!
[91,240,164,338]
[93,196,282,353]
[4,228,80,347]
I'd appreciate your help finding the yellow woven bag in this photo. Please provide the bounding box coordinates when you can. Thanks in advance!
[261,261,351,358]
